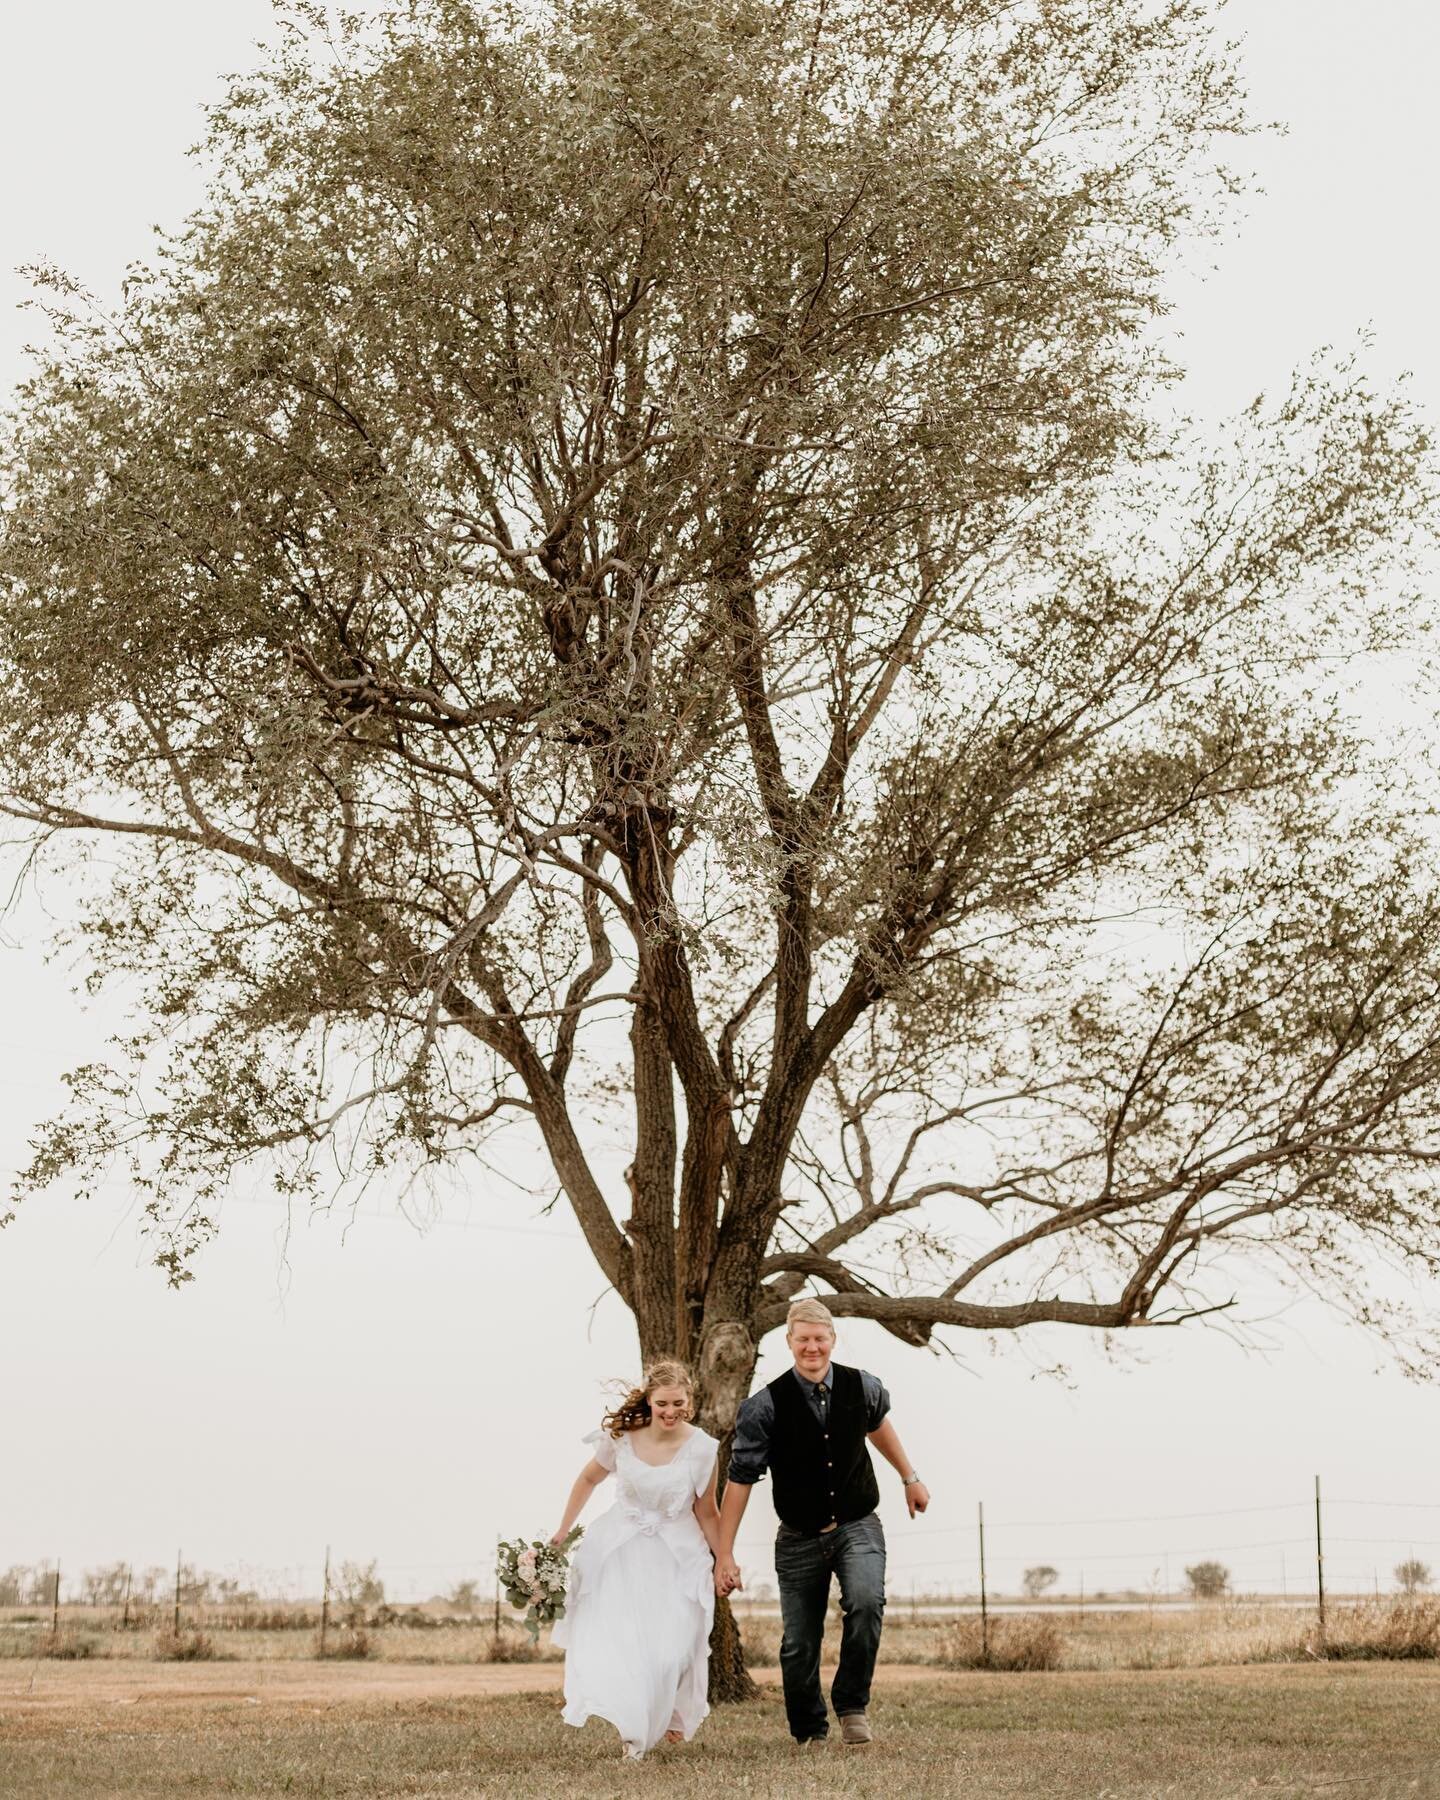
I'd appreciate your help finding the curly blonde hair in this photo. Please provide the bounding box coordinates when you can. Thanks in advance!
[601,1359,695,1437]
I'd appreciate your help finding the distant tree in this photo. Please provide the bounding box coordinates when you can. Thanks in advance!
[447,1579,480,1611]
[1395,1559,1433,1595]
[1023,1566,1060,1600]
[176,1563,215,1606]
[334,1560,385,1611]
[213,1577,260,1605]
[0,1567,31,1607]
[80,1563,132,1607]
[133,1567,169,1605]
[1185,1561,1230,1601]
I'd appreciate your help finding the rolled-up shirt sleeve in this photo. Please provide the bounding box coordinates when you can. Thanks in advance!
[861,1370,891,1432]
[725,1388,774,1485]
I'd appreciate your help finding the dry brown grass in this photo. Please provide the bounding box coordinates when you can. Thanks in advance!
[4,1598,1436,1675]
[315,1625,375,1660]
[151,1628,221,1663]
[481,1628,564,1664]
[36,1630,103,1661]
[3,1664,1439,1798]
[932,1614,1063,1671]
[1307,1599,1440,1661]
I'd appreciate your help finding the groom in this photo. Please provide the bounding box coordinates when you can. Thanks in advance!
[714,1298,930,1747]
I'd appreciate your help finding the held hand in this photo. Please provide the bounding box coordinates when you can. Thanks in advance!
[549,1530,568,1547]
[906,1482,931,1519]
[714,1556,742,1596]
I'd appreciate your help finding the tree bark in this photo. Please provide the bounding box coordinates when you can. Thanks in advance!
[708,1591,757,1704]
[698,1317,760,1703]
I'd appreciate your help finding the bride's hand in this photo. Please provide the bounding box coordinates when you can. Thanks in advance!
[548,1531,568,1547]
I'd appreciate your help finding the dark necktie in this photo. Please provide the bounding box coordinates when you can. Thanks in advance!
[815,1381,828,1423]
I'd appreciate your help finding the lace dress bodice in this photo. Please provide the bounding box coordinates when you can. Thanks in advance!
[609,1432,711,1533]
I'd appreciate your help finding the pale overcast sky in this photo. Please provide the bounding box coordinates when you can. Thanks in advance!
[1,2,1438,1606]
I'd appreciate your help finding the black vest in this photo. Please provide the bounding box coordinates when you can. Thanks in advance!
[767,1362,880,1534]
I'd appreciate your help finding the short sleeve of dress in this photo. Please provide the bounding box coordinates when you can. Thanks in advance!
[583,1428,618,1473]
[692,1431,720,1499]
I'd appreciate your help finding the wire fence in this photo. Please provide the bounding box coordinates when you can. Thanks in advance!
[6,1485,1436,1619]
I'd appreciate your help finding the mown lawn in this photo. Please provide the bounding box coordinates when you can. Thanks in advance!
[3,1664,1440,1798]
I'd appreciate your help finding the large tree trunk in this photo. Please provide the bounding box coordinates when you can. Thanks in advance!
[708,1590,757,1704]
[698,1318,761,1703]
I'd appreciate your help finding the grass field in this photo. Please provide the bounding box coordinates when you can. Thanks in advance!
[3,1661,1439,1797]
[5,1596,1435,1672]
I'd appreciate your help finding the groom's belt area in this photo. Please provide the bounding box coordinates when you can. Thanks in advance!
[778,1512,879,1540]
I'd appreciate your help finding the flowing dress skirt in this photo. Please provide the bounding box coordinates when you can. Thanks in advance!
[553,1428,717,1759]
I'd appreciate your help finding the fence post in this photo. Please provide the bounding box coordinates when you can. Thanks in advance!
[1314,1475,1326,1651]
[121,1564,132,1631]
[978,1502,989,1664]
[174,1549,182,1636]
[320,1546,331,1657]
[51,1559,60,1634]
[494,1537,502,1640]
[1078,1570,1084,1625]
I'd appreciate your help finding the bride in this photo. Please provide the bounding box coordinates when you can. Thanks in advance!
[549,1359,721,1760]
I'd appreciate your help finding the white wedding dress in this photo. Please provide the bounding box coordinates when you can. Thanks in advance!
[553,1425,718,1759]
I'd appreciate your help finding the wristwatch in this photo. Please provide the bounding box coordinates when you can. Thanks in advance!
[902,1472,923,1486]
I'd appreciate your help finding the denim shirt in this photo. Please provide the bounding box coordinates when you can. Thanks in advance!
[727,1365,890,1486]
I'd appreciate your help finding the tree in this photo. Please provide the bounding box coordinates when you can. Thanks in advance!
[1395,1559,1432,1595]
[3,0,1438,1699]
[0,1566,41,1607]
[1022,1566,1059,1601]
[1185,1561,1229,1601]
[333,1560,386,1613]
[80,1563,132,1607]
[447,1579,481,1611]
[176,1562,216,1606]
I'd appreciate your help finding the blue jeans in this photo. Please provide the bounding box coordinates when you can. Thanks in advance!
[774,1512,887,1740]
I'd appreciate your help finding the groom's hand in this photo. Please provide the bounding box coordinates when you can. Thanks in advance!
[906,1482,931,1519]
[715,1556,742,1596]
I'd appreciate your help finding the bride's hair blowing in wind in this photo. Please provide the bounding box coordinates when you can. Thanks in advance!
[601,1360,694,1437]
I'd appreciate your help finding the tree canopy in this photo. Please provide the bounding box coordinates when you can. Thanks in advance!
[3,0,1438,1428]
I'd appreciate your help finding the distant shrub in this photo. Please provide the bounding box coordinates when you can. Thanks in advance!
[334,1560,385,1611]
[154,1627,220,1661]
[483,1630,562,1664]
[933,1615,1063,1672]
[1022,1566,1059,1600]
[317,1626,374,1660]
[230,1607,316,1632]
[1308,1600,1440,1662]
[1395,1559,1433,1596]
[41,1630,102,1660]
[739,1623,779,1666]
[1185,1562,1230,1601]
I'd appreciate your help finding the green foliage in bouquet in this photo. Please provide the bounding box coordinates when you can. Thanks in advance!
[496,1528,583,1642]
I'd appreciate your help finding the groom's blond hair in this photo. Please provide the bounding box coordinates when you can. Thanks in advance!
[786,1298,836,1334]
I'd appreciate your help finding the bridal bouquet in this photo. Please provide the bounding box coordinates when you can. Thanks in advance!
[496,1526,583,1641]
